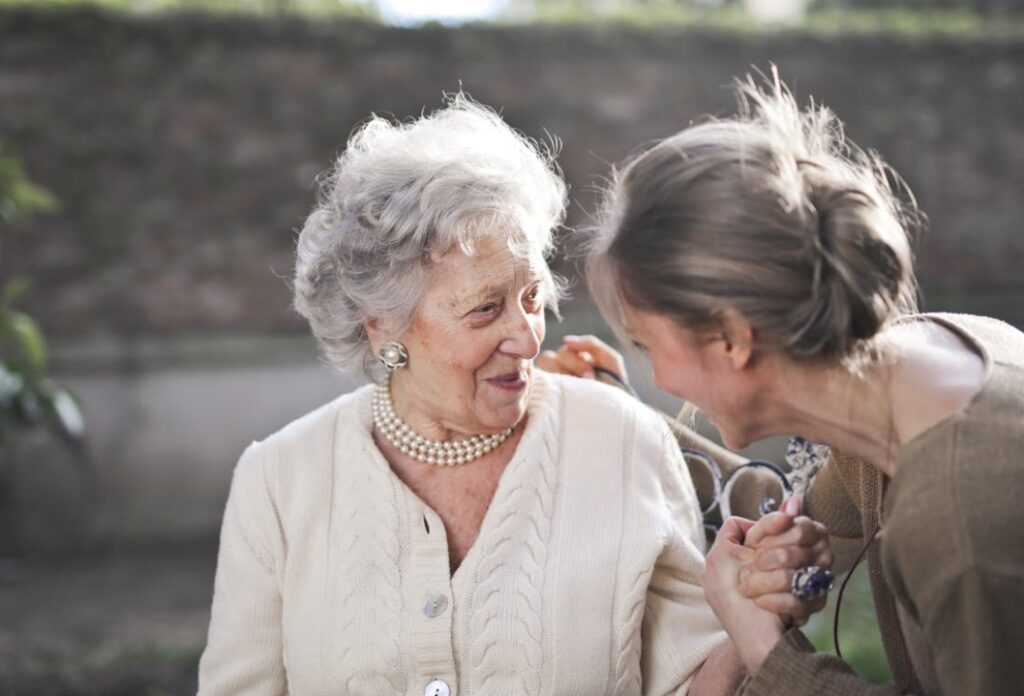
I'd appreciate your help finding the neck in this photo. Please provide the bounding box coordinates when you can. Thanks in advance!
[385,371,513,441]
[752,356,901,477]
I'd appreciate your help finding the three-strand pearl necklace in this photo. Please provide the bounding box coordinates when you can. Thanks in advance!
[372,374,513,466]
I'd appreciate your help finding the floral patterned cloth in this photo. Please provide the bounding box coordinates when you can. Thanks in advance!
[785,436,831,501]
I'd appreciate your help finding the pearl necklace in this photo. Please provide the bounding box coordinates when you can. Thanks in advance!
[372,375,513,466]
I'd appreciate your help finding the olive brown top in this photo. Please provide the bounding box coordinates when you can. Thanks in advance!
[743,313,1024,696]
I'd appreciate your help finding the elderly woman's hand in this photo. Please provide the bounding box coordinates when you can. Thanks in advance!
[739,497,833,627]
[537,335,628,384]
[701,516,787,675]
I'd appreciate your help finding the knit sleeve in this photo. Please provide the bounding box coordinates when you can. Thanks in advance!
[640,432,730,695]
[197,442,288,696]
[804,452,867,575]
[741,629,902,696]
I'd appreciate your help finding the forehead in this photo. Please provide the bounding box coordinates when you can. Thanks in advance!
[621,302,677,339]
[429,238,545,304]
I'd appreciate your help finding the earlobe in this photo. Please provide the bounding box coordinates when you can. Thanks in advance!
[365,318,383,352]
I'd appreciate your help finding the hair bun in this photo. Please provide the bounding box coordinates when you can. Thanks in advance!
[792,181,916,359]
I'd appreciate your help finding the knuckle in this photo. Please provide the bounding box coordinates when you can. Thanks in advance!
[781,598,803,615]
[772,548,793,569]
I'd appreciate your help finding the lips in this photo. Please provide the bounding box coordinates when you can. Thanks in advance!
[486,371,528,392]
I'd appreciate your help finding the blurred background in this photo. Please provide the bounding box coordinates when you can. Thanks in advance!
[1,0,1022,693]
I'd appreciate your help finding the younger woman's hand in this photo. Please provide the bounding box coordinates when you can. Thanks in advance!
[701,516,787,675]
[537,334,628,383]
[738,497,833,627]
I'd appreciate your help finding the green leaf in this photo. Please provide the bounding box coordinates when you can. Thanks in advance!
[7,311,47,377]
[0,144,58,225]
[1,276,31,307]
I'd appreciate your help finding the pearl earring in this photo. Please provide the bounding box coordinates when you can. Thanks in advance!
[378,341,409,372]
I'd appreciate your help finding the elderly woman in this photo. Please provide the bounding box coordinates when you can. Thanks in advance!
[196,96,778,696]
[582,73,1024,695]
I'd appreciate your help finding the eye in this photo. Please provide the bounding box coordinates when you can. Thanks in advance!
[631,339,647,353]
[476,302,499,315]
[522,285,543,312]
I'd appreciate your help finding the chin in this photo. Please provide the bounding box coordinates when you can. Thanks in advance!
[720,431,750,451]
[714,420,752,451]
[477,372,532,430]
[487,395,529,431]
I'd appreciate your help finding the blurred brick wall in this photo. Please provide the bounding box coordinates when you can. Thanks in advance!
[4,6,1024,340]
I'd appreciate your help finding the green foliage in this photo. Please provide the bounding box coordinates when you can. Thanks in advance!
[3,0,1023,39]
[0,142,82,445]
[804,563,895,685]
[0,0,381,18]
[509,1,1024,40]
[0,143,57,226]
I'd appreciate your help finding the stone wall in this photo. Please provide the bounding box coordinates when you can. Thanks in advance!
[5,6,1024,338]
[3,6,1022,543]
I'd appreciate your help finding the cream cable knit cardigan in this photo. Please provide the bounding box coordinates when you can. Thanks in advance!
[197,372,726,696]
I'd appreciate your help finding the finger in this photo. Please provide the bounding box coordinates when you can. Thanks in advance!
[756,517,827,550]
[782,494,801,517]
[563,334,627,374]
[753,592,827,620]
[707,537,757,577]
[536,350,570,375]
[717,516,757,546]
[750,545,818,573]
[743,511,796,549]
[810,539,834,570]
[553,347,595,379]
[564,334,614,354]
[739,567,794,598]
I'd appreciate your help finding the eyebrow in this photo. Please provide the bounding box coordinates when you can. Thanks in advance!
[451,273,543,310]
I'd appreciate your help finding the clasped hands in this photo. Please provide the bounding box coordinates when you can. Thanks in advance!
[701,497,833,675]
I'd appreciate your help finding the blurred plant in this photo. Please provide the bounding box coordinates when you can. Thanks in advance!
[804,565,894,684]
[0,0,382,18]
[0,142,82,446]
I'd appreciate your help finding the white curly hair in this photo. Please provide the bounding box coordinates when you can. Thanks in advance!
[293,93,568,374]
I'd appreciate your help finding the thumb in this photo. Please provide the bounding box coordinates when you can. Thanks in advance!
[719,516,756,545]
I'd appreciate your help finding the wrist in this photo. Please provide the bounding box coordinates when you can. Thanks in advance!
[731,616,785,676]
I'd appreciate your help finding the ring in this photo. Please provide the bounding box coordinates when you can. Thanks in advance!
[791,565,834,603]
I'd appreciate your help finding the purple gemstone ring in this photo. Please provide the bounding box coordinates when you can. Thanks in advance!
[791,565,835,603]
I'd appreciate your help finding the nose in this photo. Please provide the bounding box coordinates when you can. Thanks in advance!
[499,307,542,360]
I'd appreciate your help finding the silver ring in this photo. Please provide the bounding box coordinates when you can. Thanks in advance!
[791,565,834,603]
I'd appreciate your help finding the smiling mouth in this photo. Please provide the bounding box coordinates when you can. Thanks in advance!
[486,371,529,391]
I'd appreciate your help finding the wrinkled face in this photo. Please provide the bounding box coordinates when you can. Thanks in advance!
[622,304,756,449]
[386,236,548,435]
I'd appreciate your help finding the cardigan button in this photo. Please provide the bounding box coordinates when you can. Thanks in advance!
[424,679,450,696]
[424,594,449,618]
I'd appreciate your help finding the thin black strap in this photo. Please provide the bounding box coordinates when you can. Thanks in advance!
[833,523,914,694]
[833,524,880,661]
[592,365,638,397]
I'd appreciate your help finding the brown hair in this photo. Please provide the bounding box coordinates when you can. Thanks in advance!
[588,70,920,365]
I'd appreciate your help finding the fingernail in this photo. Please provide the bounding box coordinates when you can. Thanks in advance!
[783,495,801,517]
[565,335,579,341]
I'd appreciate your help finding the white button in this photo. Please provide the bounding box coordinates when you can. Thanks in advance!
[424,679,450,696]
[424,594,449,618]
